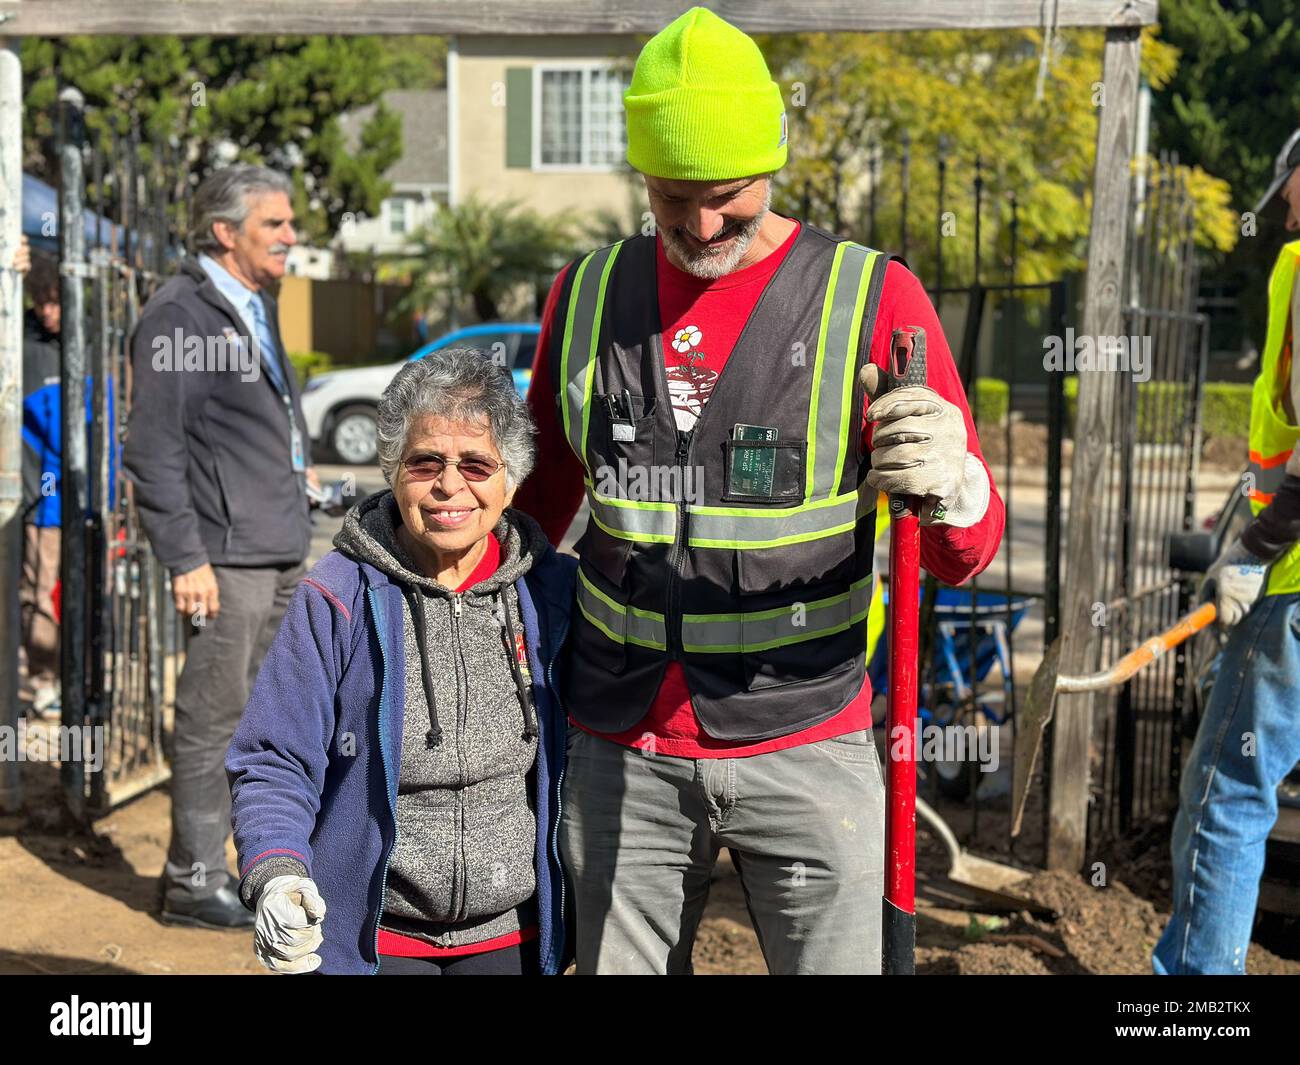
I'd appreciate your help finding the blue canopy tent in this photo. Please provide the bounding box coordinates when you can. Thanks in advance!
[22,171,128,255]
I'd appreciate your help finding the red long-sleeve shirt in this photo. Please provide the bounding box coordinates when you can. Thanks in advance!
[514,221,1004,757]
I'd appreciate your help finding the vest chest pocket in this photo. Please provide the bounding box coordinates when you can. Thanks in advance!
[587,393,659,492]
[721,439,805,504]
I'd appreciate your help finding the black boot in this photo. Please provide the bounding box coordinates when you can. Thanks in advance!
[160,882,255,930]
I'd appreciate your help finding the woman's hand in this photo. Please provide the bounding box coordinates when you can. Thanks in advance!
[254,875,327,974]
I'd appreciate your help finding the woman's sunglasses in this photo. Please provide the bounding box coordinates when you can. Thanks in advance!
[402,453,505,483]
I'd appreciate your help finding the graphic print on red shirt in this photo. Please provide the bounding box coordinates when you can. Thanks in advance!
[664,326,715,429]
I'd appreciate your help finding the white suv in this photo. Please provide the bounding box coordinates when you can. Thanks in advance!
[300,323,539,465]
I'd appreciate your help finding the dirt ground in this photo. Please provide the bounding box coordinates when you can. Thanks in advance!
[3,731,1297,976]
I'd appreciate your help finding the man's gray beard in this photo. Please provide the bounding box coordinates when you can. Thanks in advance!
[659,183,772,281]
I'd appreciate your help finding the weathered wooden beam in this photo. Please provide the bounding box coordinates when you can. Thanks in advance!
[1047,25,1143,872]
[0,37,22,814]
[0,0,1158,37]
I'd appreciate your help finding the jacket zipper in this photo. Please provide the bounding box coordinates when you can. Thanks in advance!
[370,579,569,972]
[545,614,571,977]
[665,430,691,657]
[450,591,470,923]
[209,437,237,553]
[368,585,398,974]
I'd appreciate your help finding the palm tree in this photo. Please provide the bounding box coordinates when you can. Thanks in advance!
[384,196,580,326]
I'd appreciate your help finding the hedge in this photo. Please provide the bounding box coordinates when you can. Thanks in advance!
[1200,382,1253,439]
[1058,378,1251,443]
[288,350,336,383]
[970,378,1010,425]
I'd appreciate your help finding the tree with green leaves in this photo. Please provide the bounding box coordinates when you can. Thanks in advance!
[20,36,446,245]
[757,26,1238,289]
[1151,0,1300,347]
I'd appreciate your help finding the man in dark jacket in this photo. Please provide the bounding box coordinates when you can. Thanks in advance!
[123,165,314,930]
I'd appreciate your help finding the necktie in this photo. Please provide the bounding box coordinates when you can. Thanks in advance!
[249,295,288,395]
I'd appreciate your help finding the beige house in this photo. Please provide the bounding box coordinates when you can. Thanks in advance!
[449,34,647,231]
[338,88,450,256]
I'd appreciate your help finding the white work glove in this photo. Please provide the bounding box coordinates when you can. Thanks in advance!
[1206,537,1269,629]
[861,365,990,528]
[253,874,327,974]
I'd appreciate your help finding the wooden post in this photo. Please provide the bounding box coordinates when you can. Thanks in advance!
[0,35,22,814]
[1046,26,1143,872]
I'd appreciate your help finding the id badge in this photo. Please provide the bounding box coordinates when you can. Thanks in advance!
[730,424,779,496]
[290,418,307,472]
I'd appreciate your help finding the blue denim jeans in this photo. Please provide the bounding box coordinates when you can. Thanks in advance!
[1152,591,1300,974]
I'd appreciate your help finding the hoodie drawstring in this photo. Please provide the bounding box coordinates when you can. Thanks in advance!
[500,589,538,742]
[405,584,535,749]
[406,587,444,748]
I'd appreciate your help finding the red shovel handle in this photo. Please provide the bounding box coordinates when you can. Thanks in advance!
[882,326,926,976]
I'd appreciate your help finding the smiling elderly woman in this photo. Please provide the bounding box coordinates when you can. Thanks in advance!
[226,348,577,975]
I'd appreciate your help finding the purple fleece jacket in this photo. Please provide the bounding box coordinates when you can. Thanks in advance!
[225,517,577,975]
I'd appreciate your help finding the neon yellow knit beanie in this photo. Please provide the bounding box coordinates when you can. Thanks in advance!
[624,7,787,181]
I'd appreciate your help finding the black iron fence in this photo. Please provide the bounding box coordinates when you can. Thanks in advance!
[799,138,1210,864]
[54,90,193,815]
[1090,156,1208,844]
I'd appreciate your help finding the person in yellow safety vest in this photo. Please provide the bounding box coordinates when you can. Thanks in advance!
[514,7,1005,975]
[1153,127,1300,975]
[866,492,890,663]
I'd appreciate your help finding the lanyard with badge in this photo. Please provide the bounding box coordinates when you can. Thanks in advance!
[246,309,307,476]
[281,383,307,475]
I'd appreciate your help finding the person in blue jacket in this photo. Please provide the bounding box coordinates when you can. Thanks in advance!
[19,252,63,718]
[19,250,114,718]
[226,348,576,975]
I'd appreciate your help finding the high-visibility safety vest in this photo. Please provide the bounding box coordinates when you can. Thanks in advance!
[550,224,891,742]
[1248,239,1300,596]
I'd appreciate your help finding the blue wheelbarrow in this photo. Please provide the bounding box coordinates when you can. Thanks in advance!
[869,587,1035,800]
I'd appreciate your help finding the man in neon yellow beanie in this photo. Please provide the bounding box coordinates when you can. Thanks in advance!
[515,5,1004,975]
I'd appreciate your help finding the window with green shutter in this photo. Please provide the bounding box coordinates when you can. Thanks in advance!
[505,67,533,168]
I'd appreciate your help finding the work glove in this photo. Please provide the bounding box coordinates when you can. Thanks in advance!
[860,364,991,527]
[253,874,327,974]
[1206,536,1269,629]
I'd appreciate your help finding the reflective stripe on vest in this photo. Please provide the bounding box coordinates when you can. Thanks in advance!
[687,489,872,549]
[1248,240,1300,594]
[560,239,882,549]
[576,567,668,650]
[680,576,874,654]
[587,483,677,542]
[577,566,874,655]
[808,241,878,500]
[1246,447,1289,506]
[560,242,622,462]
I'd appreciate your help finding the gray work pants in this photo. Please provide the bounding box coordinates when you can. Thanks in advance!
[162,561,305,904]
[559,725,886,974]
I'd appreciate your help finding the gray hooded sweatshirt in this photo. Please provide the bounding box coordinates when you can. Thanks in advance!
[331,490,552,950]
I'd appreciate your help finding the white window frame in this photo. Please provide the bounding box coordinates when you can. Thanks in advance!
[531,62,629,173]
[387,196,411,236]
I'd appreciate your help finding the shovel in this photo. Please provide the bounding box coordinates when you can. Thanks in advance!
[870,333,1052,966]
[915,795,1057,918]
[1010,601,1218,837]
[872,326,929,976]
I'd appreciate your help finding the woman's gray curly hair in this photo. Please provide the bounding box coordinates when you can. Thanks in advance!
[376,347,537,492]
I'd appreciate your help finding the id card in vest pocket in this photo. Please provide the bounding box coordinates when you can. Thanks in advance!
[721,439,805,503]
